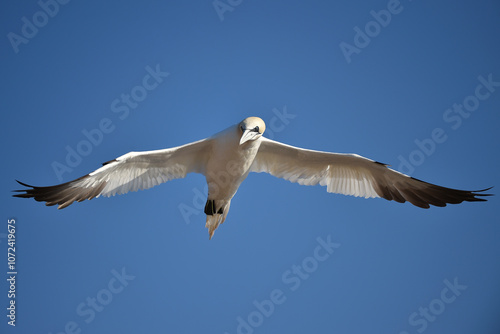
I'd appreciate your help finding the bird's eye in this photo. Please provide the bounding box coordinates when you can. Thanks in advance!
[240,125,245,132]
[254,126,259,133]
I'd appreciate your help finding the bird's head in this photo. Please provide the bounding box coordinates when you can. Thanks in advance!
[239,117,266,145]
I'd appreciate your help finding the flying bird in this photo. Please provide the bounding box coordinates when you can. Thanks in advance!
[14,117,491,239]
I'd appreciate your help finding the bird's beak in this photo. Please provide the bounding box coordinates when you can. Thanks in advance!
[239,129,259,145]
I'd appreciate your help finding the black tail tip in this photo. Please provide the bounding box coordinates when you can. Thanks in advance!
[204,200,224,215]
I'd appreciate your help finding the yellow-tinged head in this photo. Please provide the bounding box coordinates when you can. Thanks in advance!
[239,117,266,145]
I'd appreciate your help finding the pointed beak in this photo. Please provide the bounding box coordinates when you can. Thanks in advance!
[240,129,256,145]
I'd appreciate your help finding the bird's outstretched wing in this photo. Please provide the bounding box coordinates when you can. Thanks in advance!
[251,137,491,208]
[13,138,212,209]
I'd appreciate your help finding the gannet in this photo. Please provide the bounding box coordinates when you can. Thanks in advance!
[14,117,491,239]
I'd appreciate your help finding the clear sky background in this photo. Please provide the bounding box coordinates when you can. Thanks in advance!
[1,1,499,333]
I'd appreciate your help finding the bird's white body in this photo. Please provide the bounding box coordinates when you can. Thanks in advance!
[203,124,262,235]
[14,117,490,239]
[206,125,260,200]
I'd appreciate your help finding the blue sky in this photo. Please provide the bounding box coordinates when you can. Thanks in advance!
[1,1,500,333]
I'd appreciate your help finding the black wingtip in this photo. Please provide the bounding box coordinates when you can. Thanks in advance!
[410,178,494,198]
[15,179,33,188]
[12,193,30,198]
[13,180,33,198]
[457,186,493,203]
[470,187,494,198]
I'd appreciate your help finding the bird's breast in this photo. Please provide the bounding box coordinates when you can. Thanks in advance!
[205,139,261,199]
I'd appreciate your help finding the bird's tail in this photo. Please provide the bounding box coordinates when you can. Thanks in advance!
[205,199,231,239]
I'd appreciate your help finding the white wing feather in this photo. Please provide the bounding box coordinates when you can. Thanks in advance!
[15,138,212,209]
[251,137,490,208]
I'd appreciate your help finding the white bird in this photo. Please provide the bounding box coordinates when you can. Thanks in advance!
[14,117,491,239]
